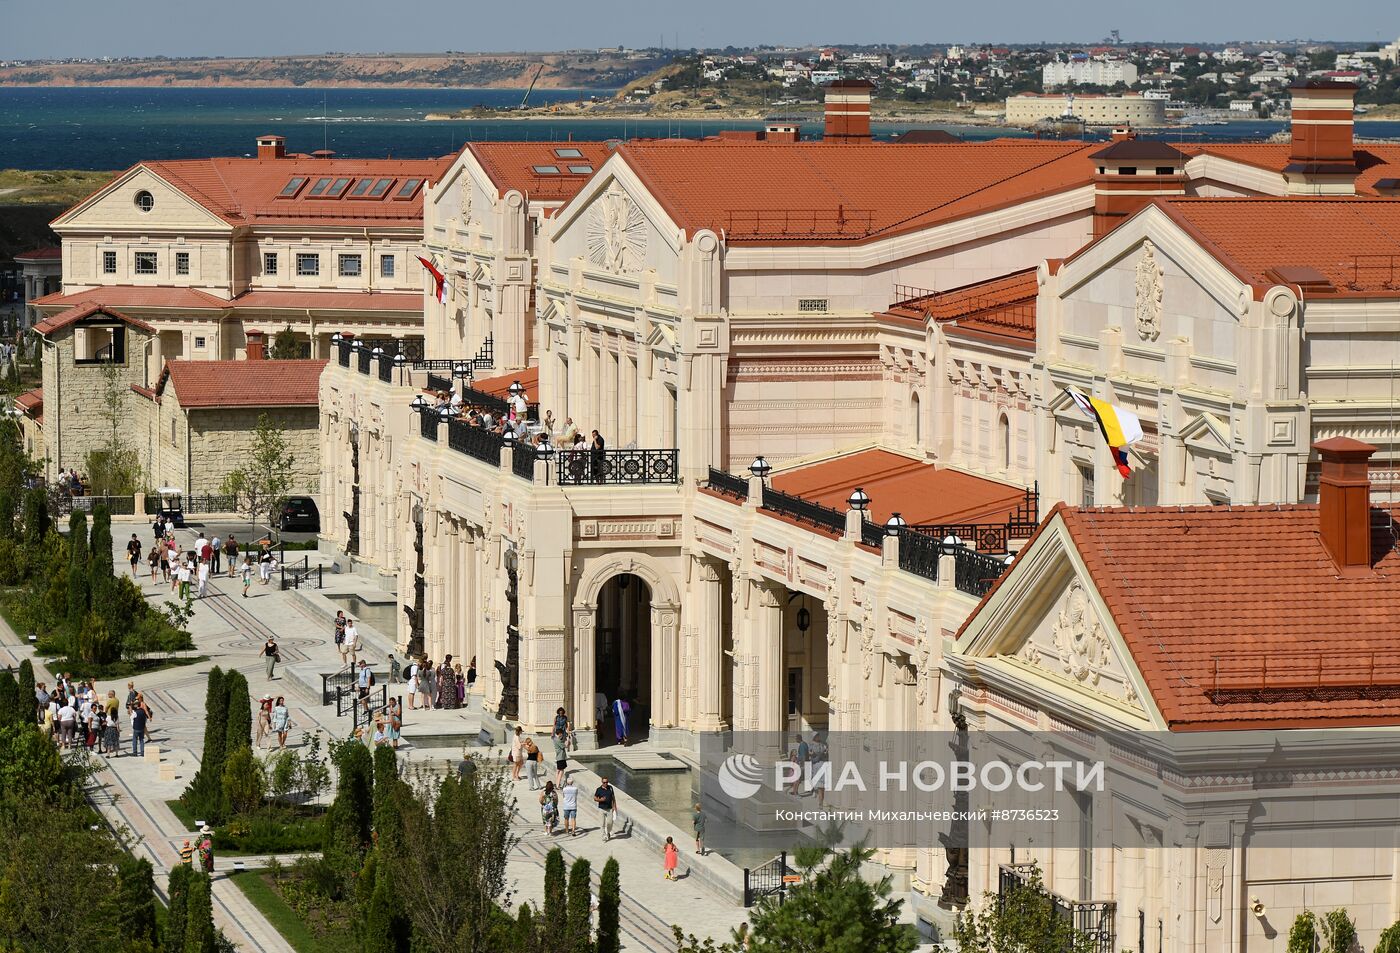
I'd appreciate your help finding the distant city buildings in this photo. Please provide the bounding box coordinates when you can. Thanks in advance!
[1043,56,1139,88]
[1005,92,1166,127]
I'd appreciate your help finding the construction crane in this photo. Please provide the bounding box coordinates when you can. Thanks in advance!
[520,66,545,109]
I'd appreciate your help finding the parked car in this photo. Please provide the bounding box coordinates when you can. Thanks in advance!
[278,496,320,533]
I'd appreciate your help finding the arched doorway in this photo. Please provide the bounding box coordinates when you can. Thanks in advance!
[595,573,653,746]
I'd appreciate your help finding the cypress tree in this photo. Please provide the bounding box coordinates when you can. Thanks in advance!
[222,669,252,755]
[21,486,48,547]
[182,667,227,820]
[88,505,113,606]
[117,855,159,946]
[565,857,592,953]
[0,673,19,728]
[0,490,15,541]
[543,847,567,946]
[371,743,403,851]
[66,510,89,630]
[183,871,216,953]
[16,659,34,724]
[362,856,400,953]
[166,864,192,953]
[323,741,374,887]
[596,858,621,953]
[515,903,536,950]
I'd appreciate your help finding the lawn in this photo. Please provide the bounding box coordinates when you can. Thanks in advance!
[227,870,332,953]
[165,799,326,856]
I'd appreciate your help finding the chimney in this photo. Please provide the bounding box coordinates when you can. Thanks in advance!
[1313,436,1377,574]
[256,135,286,160]
[824,80,873,143]
[1285,80,1358,195]
[763,121,801,143]
[1089,139,1187,238]
[245,328,266,361]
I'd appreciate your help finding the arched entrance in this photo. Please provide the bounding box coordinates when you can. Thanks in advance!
[595,573,652,746]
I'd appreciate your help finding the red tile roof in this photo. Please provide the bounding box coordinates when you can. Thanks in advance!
[883,269,1038,343]
[1181,142,1400,196]
[14,387,42,425]
[34,286,230,311]
[1158,198,1400,297]
[467,142,615,202]
[1043,502,1400,730]
[614,140,1100,244]
[93,155,454,228]
[156,359,327,409]
[771,448,1029,526]
[229,290,422,313]
[32,303,154,337]
[471,366,539,400]
[14,247,61,261]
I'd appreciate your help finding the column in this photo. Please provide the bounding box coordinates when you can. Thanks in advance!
[149,332,164,386]
[622,354,638,445]
[603,340,620,445]
[442,519,461,661]
[463,528,480,683]
[426,512,446,659]
[753,580,786,743]
[692,556,725,732]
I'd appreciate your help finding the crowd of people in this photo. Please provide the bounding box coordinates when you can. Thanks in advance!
[55,468,91,497]
[36,675,154,758]
[426,388,612,478]
[401,652,475,711]
[139,517,278,600]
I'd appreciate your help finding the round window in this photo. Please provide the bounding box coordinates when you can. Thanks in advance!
[134,190,154,213]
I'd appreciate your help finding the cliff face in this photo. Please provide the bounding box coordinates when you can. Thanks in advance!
[0,52,670,89]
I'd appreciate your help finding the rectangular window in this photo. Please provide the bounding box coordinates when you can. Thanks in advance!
[554,147,584,158]
[393,178,423,199]
[567,164,594,174]
[338,254,362,277]
[1078,464,1096,508]
[380,255,395,278]
[532,165,561,175]
[1118,166,1137,176]
[349,178,374,197]
[134,252,158,275]
[797,298,829,313]
[326,177,351,197]
[102,251,117,274]
[367,178,394,198]
[263,252,278,275]
[175,252,190,275]
[296,253,320,277]
[170,418,176,444]
[278,177,307,198]
[194,336,206,349]
[308,177,333,197]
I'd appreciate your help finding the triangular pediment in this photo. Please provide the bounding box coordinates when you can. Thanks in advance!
[54,166,231,232]
[644,322,677,355]
[1180,411,1232,455]
[955,514,1165,729]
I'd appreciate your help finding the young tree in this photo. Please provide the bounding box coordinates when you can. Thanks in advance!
[222,669,252,754]
[565,857,592,953]
[183,871,217,953]
[372,742,405,851]
[66,510,89,629]
[166,863,192,953]
[117,855,159,946]
[222,745,266,817]
[86,358,143,496]
[21,485,49,548]
[269,325,302,360]
[0,674,19,728]
[88,504,114,606]
[323,740,374,889]
[182,667,228,820]
[954,862,1096,953]
[220,413,296,538]
[16,658,34,722]
[542,847,567,947]
[596,857,621,953]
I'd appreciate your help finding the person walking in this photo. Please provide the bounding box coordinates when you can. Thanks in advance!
[256,696,272,749]
[152,514,165,545]
[663,836,679,881]
[196,556,210,599]
[552,728,569,787]
[126,534,142,577]
[178,839,194,866]
[333,611,348,664]
[130,698,148,757]
[404,658,419,711]
[209,534,222,575]
[263,637,280,681]
[103,703,120,756]
[693,803,706,855]
[344,619,360,666]
[147,544,160,583]
[387,697,402,751]
[271,696,290,749]
[540,781,559,836]
[197,826,214,874]
[178,555,192,600]
[356,660,372,715]
[510,725,524,782]
[523,735,541,790]
[611,696,631,747]
[224,535,239,577]
[240,555,254,597]
[560,776,580,836]
[258,544,274,585]
[594,777,618,842]
[387,652,400,687]
[158,543,170,583]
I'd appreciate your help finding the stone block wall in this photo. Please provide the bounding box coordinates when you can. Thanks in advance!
[177,405,321,495]
[40,328,153,482]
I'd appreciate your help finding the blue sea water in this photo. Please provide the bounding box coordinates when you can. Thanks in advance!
[1,86,1399,171]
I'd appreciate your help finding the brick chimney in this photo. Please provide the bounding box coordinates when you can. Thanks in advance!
[245,328,266,361]
[1285,80,1358,195]
[824,80,873,143]
[1313,436,1376,574]
[256,135,286,160]
[1089,138,1187,238]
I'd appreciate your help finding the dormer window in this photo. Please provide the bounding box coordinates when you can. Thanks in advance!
[393,178,423,200]
[277,177,307,198]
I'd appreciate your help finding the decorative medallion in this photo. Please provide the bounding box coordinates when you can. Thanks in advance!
[586,184,648,274]
[1052,580,1110,686]
[1134,240,1164,342]
[459,182,473,227]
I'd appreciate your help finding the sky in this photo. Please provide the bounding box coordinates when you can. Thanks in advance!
[0,0,1395,59]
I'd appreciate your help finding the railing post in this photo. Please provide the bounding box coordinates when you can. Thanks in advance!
[881,529,899,568]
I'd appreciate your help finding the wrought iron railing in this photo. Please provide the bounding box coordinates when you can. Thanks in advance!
[446,419,504,467]
[706,467,749,500]
[337,341,351,367]
[425,372,452,393]
[860,518,887,549]
[907,484,1038,555]
[419,410,440,441]
[744,851,793,907]
[460,383,510,416]
[998,864,1115,953]
[185,494,238,514]
[511,441,540,481]
[759,485,846,536]
[59,495,136,517]
[555,449,679,486]
[898,525,941,582]
[357,348,372,374]
[954,547,1010,599]
[377,354,394,383]
[471,335,494,371]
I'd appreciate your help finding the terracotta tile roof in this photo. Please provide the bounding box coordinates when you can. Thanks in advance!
[467,142,615,202]
[1089,139,1186,162]
[113,155,455,228]
[883,269,1038,342]
[1181,142,1400,196]
[1046,502,1400,730]
[614,140,1100,244]
[156,359,327,408]
[471,366,539,400]
[228,290,422,312]
[14,247,61,261]
[14,387,42,425]
[34,286,230,311]
[32,303,154,337]
[1158,198,1400,297]
[771,448,1029,526]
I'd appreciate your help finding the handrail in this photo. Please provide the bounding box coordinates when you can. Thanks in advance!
[759,484,846,535]
[706,467,749,500]
[555,449,678,486]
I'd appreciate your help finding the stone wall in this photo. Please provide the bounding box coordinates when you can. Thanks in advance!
[155,397,321,495]
[39,326,154,482]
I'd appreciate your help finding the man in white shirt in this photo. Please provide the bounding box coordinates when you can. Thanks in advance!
[344,619,360,665]
[560,776,580,836]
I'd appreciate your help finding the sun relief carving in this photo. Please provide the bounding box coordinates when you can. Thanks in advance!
[587,184,648,274]
[1135,240,1164,342]
[1052,580,1111,686]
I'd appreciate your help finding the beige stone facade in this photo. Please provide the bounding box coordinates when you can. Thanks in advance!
[1006,93,1167,127]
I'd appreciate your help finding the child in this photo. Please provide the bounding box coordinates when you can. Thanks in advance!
[241,555,254,598]
[663,836,679,881]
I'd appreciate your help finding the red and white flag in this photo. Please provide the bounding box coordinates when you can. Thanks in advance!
[416,255,448,305]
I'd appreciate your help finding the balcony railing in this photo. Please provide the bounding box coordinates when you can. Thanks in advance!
[460,383,509,417]
[511,441,541,481]
[337,341,351,367]
[907,484,1039,555]
[377,354,394,383]
[419,411,440,441]
[998,865,1115,953]
[357,349,372,374]
[898,526,942,581]
[426,372,452,393]
[759,485,846,536]
[445,419,504,467]
[954,547,1011,599]
[706,467,749,500]
[555,449,679,486]
[859,518,887,550]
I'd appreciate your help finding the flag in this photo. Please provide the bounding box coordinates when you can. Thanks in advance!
[416,255,448,305]
[1066,388,1143,478]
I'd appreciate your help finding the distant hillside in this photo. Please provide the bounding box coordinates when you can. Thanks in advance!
[0,51,671,89]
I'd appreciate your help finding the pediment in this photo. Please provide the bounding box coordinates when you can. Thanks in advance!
[1180,411,1232,455]
[644,322,677,355]
[956,516,1164,728]
[54,166,231,232]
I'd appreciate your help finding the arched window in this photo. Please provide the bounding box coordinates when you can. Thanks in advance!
[909,392,922,445]
[999,414,1011,472]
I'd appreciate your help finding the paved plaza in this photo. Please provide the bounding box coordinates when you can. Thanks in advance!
[0,519,751,952]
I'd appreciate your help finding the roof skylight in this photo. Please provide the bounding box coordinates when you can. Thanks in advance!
[567,165,594,174]
[278,177,307,198]
[554,148,585,159]
[532,165,561,175]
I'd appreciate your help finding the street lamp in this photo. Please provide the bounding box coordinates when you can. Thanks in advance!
[371,345,384,359]
[452,361,469,379]
[508,380,524,398]
[748,456,772,482]
[410,394,428,413]
[885,512,907,536]
[330,332,342,346]
[941,533,963,554]
[394,353,406,367]
[502,429,516,446]
[351,340,364,353]
[847,487,871,513]
[437,404,453,420]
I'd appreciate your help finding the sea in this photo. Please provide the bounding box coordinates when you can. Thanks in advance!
[3,86,1400,171]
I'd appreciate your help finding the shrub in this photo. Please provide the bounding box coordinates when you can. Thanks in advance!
[1288,912,1318,953]
[223,670,252,754]
[266,748,301,805]
[0,722,62,801]
[222,745,265,817]
[1375,922,1400,953]
[214,813,325,854]
[66,510,88,629]
[1321,910,1357,953]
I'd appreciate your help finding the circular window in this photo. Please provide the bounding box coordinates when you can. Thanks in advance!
[134,190,154,213]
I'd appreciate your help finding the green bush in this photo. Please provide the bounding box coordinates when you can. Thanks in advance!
[1289,912,1318,953]
[0,537,22,584]
[222,746,266,817]
[1375,922,1400,953]
[215,812,326,854]
[1321,910,1357,953]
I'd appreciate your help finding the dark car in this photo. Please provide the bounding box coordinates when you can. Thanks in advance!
[278,496,320,533]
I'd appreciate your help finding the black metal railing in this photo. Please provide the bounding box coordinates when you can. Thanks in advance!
[185,494,237,514]
[898,527,942,582]
[706,467,749,500]
[860,518,887,549]
[554,448,679,486]
[419,411,440,441]
[337,341,351,367]
[446,419,504,466]
[336,682,386,720]
[759,485,846,536]
[999,865,1115,953]
[954,547,1010,598]
[906,484,1039,555]
[425,372,452,393]
[357,348,372,374]
[279,556,324,591]
[511,441,540,481]
[321,667,356,706]
[471,335,494,371]
[460,383,510,416]
[744,852,792,907]
[377,354,394,383]
[60,495,137,517]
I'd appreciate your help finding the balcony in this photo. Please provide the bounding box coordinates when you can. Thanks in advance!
[998,864,1115,953]
[555,448,679,486]
[444,418,503,467]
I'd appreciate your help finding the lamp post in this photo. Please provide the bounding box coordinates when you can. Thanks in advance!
[885,512,907,537]
[941,533,963,554]
[452,361,469,380]
[748,455,772,483]
[847,486,871,515]
[330,332,342,346]
[410,394,428,413]
[508,380,524,398]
